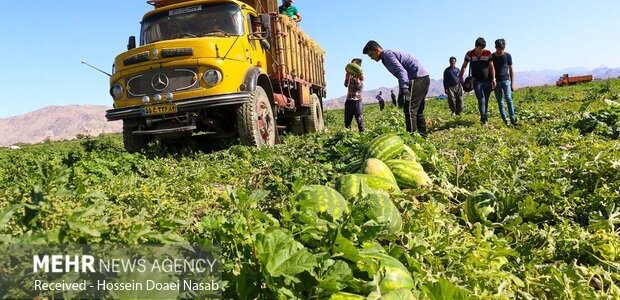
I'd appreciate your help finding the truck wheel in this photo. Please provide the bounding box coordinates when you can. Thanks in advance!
[122,125,149,153]
[237,86,276,147]
[303,94,324,133]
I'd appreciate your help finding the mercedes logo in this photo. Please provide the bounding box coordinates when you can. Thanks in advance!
[151,73,169,91]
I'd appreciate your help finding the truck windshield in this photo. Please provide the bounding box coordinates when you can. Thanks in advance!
[140,3,244,45]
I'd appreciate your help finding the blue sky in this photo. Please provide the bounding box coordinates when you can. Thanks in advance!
[1,0,619,117]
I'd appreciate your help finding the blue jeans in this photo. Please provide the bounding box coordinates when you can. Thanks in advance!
[474,81,492,124]
[494,80,516,122]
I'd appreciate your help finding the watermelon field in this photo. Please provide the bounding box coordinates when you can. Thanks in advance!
[1,79,620,299]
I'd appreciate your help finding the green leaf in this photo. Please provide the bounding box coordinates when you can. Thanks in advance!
[0,205,20,231]
[422,278,471,300]
[256,228,316,278]
[318,260,353,293]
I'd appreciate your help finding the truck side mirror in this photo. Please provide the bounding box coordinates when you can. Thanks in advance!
[259,14,271,38]
[127,36,136,50]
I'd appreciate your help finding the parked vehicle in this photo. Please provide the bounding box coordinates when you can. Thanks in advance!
[106,0,326,152]
[556,74,593,87]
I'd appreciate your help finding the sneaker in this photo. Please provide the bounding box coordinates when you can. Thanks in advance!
[511,120,519,126]
[502,119,509,126]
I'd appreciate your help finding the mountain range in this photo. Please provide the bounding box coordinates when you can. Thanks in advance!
[323,66,620,110]
[1,66,619,146]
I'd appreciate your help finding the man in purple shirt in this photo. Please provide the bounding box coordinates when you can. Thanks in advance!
[363,40,430,137]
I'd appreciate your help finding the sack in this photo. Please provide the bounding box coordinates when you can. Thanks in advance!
[462,76,475,93]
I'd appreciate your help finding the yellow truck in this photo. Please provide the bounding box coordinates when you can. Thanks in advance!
[106,0,326,152]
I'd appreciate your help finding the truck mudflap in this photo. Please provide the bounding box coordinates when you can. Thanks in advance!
[106,92,251,121]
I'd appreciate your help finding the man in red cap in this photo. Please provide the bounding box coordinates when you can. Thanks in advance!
[279,0,302,22]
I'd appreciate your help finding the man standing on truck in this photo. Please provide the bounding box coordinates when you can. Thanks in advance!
[460,37,495,125]
[279,0,302,23]
[344,58,365,132]
[363,40,430,137]
[443,57,463,115]
[491,38,517,125]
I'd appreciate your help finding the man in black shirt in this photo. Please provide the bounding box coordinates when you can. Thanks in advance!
[492,39,517,125]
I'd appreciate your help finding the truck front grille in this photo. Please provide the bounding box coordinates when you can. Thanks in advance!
[126,68,199,97]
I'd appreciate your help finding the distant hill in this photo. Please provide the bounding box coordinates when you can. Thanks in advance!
[0,105,121,146]
[324,66,620,110]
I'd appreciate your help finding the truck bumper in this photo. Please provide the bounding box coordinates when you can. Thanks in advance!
[106,92,251,121]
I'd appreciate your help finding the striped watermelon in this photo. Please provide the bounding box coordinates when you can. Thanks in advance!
[401,144,419,161]
[335,174,401,200]
[358,250,415,293]
[345,63,363,76]
[344,159,363,173]
[362,193,403,234]
[296,185,349,223]
[385,159,432,189]
[464,189,499,224]
[364,134,405,161]
[362,158,397,184]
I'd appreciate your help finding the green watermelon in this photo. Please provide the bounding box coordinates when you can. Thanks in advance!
[296,185,349,223]
[335,174,401,200]
[362,158,397,184]
[362,193,403,234]
[345,159,363,173]
[401,144,419,161]
[385,159,432,189]
[364,134,405,161]
[358,250,415,293]
[345,63,363,76]
[330,292,365,300]
[464,189,499,224]
[380,289,415,300]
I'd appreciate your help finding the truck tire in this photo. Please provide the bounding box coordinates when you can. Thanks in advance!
[122,125,149,153]
[237,86,276,147]
[303,94,324,133]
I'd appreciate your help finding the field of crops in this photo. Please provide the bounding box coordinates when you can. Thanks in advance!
[1,80,619,299]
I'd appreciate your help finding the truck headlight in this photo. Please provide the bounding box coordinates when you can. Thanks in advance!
[110,84,124,99]
[203,69,222,87]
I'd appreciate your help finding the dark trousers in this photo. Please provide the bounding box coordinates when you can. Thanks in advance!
[391,96,397,106]
[379,100,385,111]
[344,99,364,132]
[446,84,464,115]
[404,76,430,136]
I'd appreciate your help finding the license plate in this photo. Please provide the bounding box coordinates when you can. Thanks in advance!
[141,103,177,116]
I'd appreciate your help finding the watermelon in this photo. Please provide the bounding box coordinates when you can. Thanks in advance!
[335,174,401,200]
[380,289,415,300]
[385,159,432,189]
[345,63,363,76]
[464,189,499,224]
[362,158,397,184]
[330,293,365,300]
[361,193,403,234]
[296,185,349,223]
[344,159,363,173]
[364,134,405,161]
[401,144,419,161]
[358,250,415,293]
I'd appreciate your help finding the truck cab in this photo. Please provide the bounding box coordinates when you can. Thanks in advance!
[106,0,326,152]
